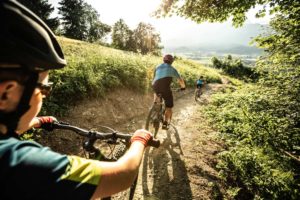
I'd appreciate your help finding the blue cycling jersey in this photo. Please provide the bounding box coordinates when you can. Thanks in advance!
[152,63,181,85]
[197,79,203,85]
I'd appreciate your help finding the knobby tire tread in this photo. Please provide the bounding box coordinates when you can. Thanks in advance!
[104,143,135,200]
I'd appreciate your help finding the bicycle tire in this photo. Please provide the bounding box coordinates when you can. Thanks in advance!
[194,88,202,102]
[95,127,134,200]
[112,143,128,160]
[104,143,137,200]
[145,105,160,138]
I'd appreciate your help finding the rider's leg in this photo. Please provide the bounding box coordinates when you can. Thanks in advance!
[162,89,173,130]
[153,93,157,103]
[200,84,204,94]
[164,107,172,124]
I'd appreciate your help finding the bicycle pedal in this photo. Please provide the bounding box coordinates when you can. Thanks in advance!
[162,122,169,130]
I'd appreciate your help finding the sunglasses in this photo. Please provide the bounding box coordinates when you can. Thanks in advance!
[36,82,53,97]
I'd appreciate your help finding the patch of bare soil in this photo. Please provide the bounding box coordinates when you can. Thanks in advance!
[39,83,228,200]
[38,88,153,155]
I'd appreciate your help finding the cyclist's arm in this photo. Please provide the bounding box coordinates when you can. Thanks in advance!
[171,67,185,89]
[178,78,185,89]
[91,142,145,199]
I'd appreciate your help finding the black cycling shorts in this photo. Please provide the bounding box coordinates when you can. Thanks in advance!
[152,77,173,108]
[197,83,203,88]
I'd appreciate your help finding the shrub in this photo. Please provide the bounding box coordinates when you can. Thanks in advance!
[205,84,300,199]
[211,56,257,80]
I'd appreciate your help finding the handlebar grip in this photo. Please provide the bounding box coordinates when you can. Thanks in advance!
[148,139,160,148]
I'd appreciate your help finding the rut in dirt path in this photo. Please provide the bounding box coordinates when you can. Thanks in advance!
[132,84,226,200]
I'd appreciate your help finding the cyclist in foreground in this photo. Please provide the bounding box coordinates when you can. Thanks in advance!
[0,1,153,199]
[152,54,186,130]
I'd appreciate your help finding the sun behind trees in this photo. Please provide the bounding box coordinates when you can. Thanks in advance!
[112,19,162,55]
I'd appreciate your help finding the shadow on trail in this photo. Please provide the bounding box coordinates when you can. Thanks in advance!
[142,125,193,200]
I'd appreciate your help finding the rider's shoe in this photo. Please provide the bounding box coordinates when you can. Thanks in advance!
[162,121,169,130]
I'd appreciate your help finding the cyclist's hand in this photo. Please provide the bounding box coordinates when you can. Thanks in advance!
[130,129,153,147]
[35,116,57,131]
[180,87,186,91]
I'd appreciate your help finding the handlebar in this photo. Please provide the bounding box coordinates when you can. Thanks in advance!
[51,121,160,148]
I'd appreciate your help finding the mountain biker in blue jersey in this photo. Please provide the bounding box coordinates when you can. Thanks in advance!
[196,76,206,89]
[152,54,186,130]
[0,1,153,199]
[196,76,204,88]
[195,76,206,97]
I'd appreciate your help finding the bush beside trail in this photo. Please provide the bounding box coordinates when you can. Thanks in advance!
[205,83,300,199]
[211,55,258,81]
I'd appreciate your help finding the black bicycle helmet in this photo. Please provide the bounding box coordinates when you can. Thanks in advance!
[0,0,66,71]
[0,0,66,136]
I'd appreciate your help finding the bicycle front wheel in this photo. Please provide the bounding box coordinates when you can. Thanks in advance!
[194,89,202,102]
[145,106,160,138]
[102,143,137,200]
[95,127,134,200]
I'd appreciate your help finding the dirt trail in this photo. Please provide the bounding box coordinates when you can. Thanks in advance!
[40,83,227,200]
[132,84,226,200]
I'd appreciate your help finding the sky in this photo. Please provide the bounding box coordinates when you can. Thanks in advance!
[49,0,271,49]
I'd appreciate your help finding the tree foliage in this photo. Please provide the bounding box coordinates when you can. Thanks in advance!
[133,22,162,55]
[111,19,135,51]
[58,0,87,40]
[58,0,110,42]
[211,55,257,80]
[155,0,298,27]
[111,20,162,55]
[17,0,59,31]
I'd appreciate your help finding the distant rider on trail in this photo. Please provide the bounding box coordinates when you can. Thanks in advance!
[196,76,206,93]
[152,54,186,130]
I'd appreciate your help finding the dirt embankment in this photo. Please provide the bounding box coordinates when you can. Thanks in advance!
[42,83,228,200]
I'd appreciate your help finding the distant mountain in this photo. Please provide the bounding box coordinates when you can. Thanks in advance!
[169,44,263,55]
[162,23,268,56]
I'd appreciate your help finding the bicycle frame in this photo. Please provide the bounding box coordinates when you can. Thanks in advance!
[194,86,204,102]
[145,94,166,137]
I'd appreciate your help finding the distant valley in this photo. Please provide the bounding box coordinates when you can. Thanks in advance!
[161,23,268,66]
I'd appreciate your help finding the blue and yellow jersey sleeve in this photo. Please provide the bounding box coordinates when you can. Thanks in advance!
[0,136,102,200]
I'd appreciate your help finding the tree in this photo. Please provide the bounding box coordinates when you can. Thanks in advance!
[58,0,87,40]
[133,22,162,55]
[58,0,111,42]
[111,19,135,51]
[17,0,59,31]
[155,0,297,27]
[82,3,111,42]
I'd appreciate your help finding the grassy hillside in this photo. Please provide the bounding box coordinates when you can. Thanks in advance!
[42,37,222,116]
